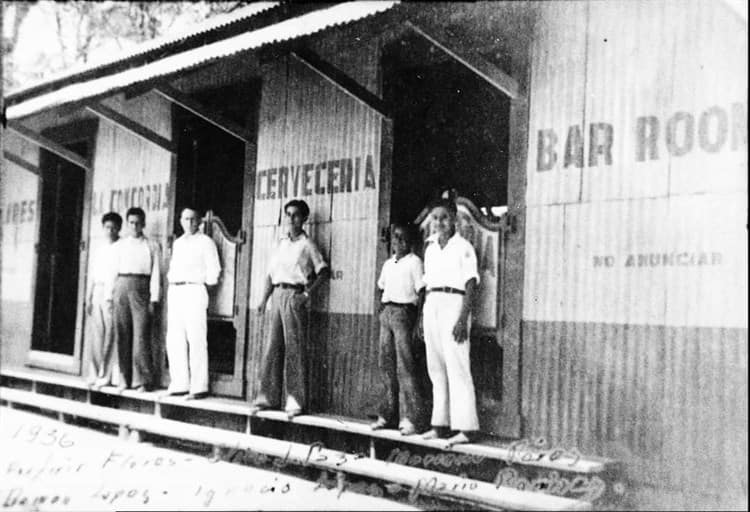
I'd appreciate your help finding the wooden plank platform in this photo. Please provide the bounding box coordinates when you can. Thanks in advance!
[0,386,591,511]
[0,366,618,475]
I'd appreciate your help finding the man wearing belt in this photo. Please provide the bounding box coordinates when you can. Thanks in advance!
[371,223,425,436]
[165,207,221,400]
[421,197,479,448]
[85,212,122,389]
[251,199,329,418]
[112,207,161,392]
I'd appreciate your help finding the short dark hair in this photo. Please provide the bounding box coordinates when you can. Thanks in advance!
[101,211,122,229]
[429,197,457,216]
[391,222,417,245]
[181,206,202,217]
[284,199,310,220]
[125,207,146,223]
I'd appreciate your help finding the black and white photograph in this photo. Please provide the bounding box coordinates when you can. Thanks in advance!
[0,1,747,510]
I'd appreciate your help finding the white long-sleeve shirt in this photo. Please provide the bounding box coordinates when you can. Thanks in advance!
[167,232,221,286]
[112,235,162,302]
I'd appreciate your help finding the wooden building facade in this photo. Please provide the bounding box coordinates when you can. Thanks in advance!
[1,1,746,509]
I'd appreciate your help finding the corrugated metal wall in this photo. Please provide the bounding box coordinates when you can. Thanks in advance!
[1,132,41,365]
[247,27,386,416]
[523,0,747,503]
[88,91,173,382]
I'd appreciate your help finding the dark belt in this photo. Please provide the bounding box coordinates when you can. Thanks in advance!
[118,273,150,278]
[382,301,417,309]
[170,281,203,286]
[274,283,305,291]
[427,287,465,295]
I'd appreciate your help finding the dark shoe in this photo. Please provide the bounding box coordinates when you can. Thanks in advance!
[163,390,188,397]
[185,391,208,400]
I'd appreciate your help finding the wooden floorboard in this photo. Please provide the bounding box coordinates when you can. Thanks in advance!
[1,366,617,474]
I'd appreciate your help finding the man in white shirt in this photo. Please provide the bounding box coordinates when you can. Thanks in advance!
[111,207,161,392]
[85,212,122,389]
[165,207,221,400]
[251,199,329,418]
[421,197,480,448]
[371,223,426,436]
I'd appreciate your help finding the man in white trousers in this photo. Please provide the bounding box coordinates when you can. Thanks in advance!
[165,207,221,400]
[421,196,480,448]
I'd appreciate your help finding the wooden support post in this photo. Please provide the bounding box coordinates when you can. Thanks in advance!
[3,150,41,176]
[118,424,130,440]
[290,47,390,118]
[245,416,253,435]
[154,401,162,418]
[369,438,376,459]
[405,21,521,99]
[86,103,175,153]
[6,121,91,171]
[153,85,253,142]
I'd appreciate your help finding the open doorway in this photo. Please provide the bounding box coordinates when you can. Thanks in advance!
[30,119,97,373]
[383,33,510,433]
[172,81,259,397]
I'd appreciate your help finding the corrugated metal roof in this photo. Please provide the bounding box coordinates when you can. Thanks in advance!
[7,1,399,120]
[8,2,281,99]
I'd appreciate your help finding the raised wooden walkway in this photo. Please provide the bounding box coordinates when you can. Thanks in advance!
[1,366,620,510]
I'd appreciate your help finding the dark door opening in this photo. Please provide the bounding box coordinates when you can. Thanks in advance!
[31,144,87,355]
[383,36,510,432]
[172,81,259,396]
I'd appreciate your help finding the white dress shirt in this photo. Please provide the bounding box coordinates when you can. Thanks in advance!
[112,235,162,302]
[377,253,425,305]
[167,232,221,285]
[268,231,327,285]
[423,232,480,290]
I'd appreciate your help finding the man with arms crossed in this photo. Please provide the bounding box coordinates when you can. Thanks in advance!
[165,207,221,400]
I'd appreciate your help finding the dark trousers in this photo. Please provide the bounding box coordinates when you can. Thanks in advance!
[114,275,153,388]
[377,303,422,425]
[254,288,308,410]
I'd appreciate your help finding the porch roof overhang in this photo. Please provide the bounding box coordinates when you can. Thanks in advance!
[6,1,399,121]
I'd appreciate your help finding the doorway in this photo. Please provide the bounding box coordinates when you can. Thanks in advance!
[172,81,259,397]
[29,119,97,374]
[383,34,511,434]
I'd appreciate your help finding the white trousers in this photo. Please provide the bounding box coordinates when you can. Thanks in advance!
[423,292,479,431]
[166,284,209,394]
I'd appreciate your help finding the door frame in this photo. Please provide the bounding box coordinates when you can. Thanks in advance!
[26,119,98,374]
[169,99,257,398]
[379,23,529,437]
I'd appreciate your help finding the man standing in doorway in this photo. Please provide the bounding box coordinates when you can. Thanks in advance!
[251,199,329,418]
[165,207,221,400]
[112,207,161,392]
[85,212,122,390]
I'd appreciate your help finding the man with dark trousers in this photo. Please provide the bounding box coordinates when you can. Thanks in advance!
[111,207,161,392]
[251,199,329,418]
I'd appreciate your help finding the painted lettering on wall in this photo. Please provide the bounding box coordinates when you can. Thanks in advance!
[92,182,170,216]
[537,103,746,171]
[255,155,376,200]
[1,200,37,225]
[592,251,723,268]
